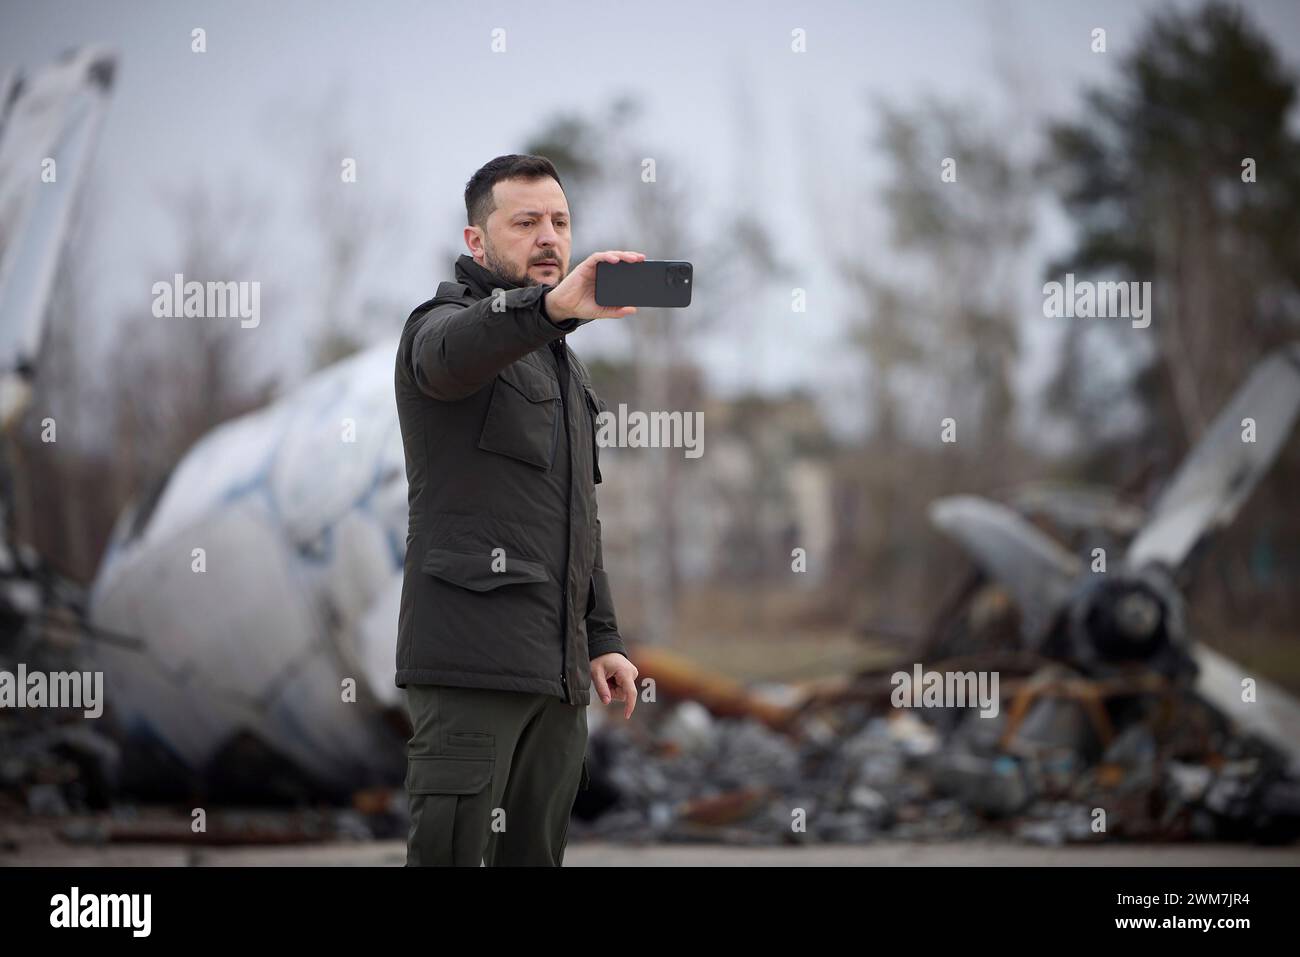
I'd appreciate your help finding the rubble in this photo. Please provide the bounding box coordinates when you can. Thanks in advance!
[571,650,1300,847]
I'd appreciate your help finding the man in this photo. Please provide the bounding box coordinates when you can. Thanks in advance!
[394,154,640,866]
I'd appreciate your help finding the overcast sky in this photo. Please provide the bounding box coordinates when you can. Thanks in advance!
[4,0,1300,438]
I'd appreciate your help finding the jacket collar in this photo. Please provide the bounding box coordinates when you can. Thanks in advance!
[454,253,534,300]
[451,252,590,336]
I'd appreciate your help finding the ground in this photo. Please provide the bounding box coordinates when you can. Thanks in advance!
[4,838,1299,867]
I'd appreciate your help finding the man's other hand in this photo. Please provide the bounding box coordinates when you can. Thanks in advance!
[590,652,639,718]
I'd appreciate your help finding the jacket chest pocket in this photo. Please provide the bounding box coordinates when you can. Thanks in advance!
[478,360,562,469]
[582,385,604,485]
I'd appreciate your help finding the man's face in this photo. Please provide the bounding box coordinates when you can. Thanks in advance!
[469,176,571,287]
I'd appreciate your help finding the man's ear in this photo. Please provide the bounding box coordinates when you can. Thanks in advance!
[463,225,485,258]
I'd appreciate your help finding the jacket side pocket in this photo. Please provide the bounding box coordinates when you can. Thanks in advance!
[583,385,604,485]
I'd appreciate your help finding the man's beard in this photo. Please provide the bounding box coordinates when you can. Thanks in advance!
[483,244,561,288]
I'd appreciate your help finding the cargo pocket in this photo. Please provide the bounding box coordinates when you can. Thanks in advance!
[583,385,604,485]
[405,755,495,867]
[478,360,562,469]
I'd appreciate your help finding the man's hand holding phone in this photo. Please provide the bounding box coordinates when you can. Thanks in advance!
[544,250,645,324]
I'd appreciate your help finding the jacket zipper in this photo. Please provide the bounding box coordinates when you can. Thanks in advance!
[551,337,573,704]
[549,399,561,471]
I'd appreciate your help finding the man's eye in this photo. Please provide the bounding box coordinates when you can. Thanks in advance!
[519,220,533,228]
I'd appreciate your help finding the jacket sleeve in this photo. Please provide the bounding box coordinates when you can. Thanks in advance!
[403,284,579,401]
[586,515,628,660]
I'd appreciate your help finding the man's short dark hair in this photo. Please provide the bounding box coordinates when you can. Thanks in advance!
[464,154,564,230]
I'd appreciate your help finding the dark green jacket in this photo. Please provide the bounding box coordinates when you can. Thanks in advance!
[393,254,627,705]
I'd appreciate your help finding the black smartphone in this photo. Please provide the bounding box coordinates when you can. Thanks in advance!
[594,260,693,308]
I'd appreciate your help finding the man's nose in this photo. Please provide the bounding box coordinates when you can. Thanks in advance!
[536,222,561,246]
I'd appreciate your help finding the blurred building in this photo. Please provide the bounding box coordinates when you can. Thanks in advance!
[592,360,837,597]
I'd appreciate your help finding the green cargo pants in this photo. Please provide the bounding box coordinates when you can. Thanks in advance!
[403,684,589,866]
